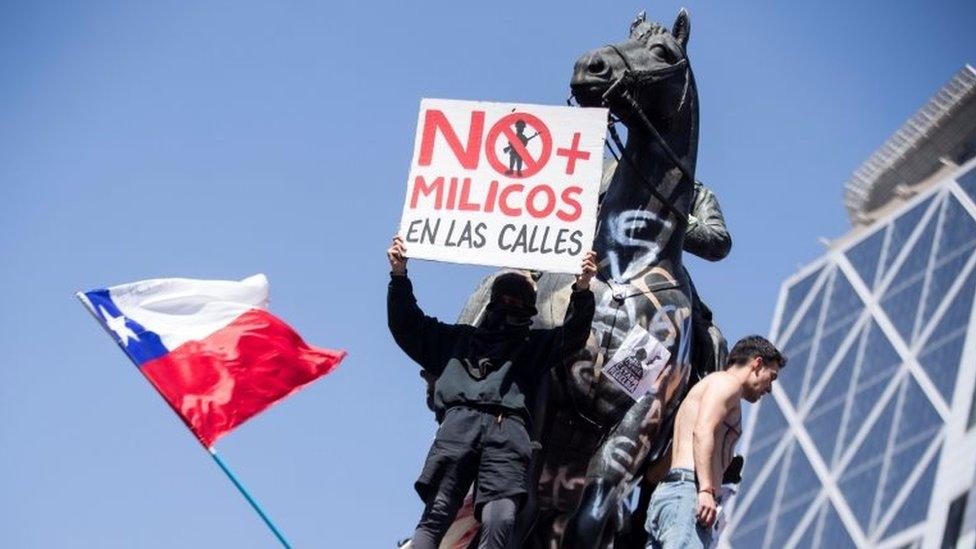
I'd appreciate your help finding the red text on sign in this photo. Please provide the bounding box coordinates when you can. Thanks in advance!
[417,109,565,178]
[410,175,582,222]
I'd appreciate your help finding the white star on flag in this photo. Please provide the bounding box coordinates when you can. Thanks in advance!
[99,305,139,346]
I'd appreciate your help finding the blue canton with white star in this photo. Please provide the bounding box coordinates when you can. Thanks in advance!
[85,289,168,366]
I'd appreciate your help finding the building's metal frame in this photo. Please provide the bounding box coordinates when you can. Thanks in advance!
[720,156,976,548]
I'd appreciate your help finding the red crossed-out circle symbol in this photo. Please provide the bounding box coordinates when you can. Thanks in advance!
[485,113,552,178]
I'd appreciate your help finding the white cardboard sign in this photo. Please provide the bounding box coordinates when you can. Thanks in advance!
[399,98,608,274]
[602,325,672,400]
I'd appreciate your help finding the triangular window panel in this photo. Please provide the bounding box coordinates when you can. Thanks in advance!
[881,196,935,280]
[876,435,937,531]
[934,194,976,263]
[804,403,846,471]
[780,267,827,333]
[807,323,863,414]
[769,488,820,548]
[851,381,898,465]
[802,316,859,406]
[792,502,826,549]
[805,328,862,466]
[918,251,972,337]
[958,166,976,207]
[845,228,887,290]
[844,386,896,470]
[765,444,820,547]
[894,377,944,444]
[880,280,924,345]
[925,266,976,334]
[749,399,791,452]
[823,271,865,328]
[779,345,811,404]
[818,501,858,549]
[783,442,822,499]
[741,435,783,497]
[840,369,897,454]
[918,333,967,404]
[729,518,770,549]
[838,322,901,456]
[918,269,976,401]
[880,448,940,540]
[838,396,896,531]
[735,456,786,534]
[857,322,902,384]
[884,212,938,296]
[781,271,829,349]
[839,463,882,534]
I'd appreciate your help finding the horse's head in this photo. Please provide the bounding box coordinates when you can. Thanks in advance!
[571,9,693,134]
[571,10,699,285]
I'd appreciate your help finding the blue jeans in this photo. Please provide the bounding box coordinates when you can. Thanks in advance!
[645,469,713,549]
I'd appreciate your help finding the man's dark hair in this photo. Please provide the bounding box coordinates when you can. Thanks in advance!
[727,335,787,369]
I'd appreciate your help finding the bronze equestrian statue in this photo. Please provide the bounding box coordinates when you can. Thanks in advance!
[397,9,729,548]
[445,9,728,547]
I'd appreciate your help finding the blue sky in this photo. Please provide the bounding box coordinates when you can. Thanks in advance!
[1,1,974,547]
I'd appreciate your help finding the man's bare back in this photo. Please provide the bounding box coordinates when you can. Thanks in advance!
[671,371,743,486]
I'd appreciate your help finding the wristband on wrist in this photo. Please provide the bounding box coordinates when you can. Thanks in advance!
[698,487,716,496]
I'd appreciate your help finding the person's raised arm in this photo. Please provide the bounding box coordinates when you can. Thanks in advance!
[692,375,741,529]
[557,251,597,359]
[386,235,456,374]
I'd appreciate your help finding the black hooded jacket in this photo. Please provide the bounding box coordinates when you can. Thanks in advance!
[387,274,595,424]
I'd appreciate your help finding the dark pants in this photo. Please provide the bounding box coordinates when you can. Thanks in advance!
[411,407,531,549]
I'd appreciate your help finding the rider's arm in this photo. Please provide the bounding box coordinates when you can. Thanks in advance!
[692,375,741,493]
[684,183,732,262]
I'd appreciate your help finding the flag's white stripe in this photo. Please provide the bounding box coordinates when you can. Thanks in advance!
[108,274,269,351]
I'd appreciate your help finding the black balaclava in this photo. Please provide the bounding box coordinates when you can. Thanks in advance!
[465,273,537,379]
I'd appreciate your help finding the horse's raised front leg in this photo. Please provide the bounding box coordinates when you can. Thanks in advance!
[559,387,667,547]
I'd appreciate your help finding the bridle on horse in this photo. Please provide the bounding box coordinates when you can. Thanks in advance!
[569,43,695,227]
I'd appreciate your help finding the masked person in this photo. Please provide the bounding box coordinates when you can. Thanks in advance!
[386,236,596,549]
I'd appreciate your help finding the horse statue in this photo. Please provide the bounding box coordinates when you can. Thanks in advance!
[455,9,700,547]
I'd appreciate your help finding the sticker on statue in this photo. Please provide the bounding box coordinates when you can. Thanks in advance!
[602,325,671,400]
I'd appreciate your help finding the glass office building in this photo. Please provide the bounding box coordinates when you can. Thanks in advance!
[722,66,976,548]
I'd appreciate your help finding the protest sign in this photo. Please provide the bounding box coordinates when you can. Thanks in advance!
[399,99,608,273]
[602,325,671,400]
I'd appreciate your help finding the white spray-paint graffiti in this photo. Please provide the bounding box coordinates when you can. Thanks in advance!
[606,209,672,282]
[539,465,589,505]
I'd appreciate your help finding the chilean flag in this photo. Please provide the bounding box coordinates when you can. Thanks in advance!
[78,274,346,448]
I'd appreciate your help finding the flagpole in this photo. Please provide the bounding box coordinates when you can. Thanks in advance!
[208,448,293,549]
[75,292,293,548]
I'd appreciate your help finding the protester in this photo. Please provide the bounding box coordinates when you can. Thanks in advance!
[386,236,596,549]
[644,335,786,549]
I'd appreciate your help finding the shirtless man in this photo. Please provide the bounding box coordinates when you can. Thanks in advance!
[644,335,786,548]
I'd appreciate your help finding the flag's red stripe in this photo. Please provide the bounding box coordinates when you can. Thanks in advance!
[141,308,346,447]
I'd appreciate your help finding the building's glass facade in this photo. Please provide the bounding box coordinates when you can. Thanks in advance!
[723,165,976,548]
